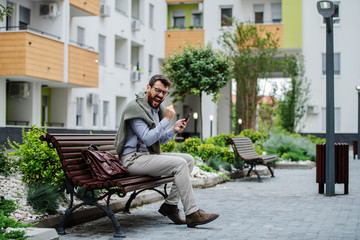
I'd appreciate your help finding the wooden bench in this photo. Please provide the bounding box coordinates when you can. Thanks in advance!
[226,137,276,182]
[40,133,174,239]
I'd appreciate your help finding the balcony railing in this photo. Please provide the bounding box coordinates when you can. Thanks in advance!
[0,26,61,40]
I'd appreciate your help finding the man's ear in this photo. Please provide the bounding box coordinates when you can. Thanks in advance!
[146,85,151,94]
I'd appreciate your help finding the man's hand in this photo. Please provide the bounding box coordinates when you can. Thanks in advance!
[173,118,189,133]
[165,105,175,121]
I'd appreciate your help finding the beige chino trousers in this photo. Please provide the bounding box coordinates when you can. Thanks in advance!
[121,152,198,216]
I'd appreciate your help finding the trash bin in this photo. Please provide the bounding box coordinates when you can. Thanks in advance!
[316,143,349,194]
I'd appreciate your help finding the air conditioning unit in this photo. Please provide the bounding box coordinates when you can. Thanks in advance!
[307,105,319,115]
[87,93,99,105]
[9,82,30,98]
[100,4,110,17]
[131,19,140,31]
[40,3,58,17]
[131,71,141,82]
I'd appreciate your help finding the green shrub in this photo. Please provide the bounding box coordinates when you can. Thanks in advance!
[238,129,268,144]
[7,125,65,190]
[0,145,14,177]
[212,132,235,147]
[182,137,202,154]
[161,140,176,152]
[0,196,32,240]
[306,134,326,144]
[26,183,62,215]
[263,132,316,161]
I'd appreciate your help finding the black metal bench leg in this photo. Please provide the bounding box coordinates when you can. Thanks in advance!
[57,203,85,235]
[267,164,275,177]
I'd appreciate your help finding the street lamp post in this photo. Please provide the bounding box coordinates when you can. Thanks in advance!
[193,112,198,136]
[209,115,214,137]
[357,85,360,159]
[317,1,335,196]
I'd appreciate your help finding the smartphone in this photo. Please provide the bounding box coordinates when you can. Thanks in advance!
[184,113,191,122]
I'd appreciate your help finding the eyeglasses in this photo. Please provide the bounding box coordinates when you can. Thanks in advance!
[152,87,169,96]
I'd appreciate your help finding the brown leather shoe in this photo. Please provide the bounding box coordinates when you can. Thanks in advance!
[158,203,186,224]
[186,210,219,228]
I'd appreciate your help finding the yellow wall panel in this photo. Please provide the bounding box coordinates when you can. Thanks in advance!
[70,0,100,16]
[68,45,99,88]
[165,29,204,57]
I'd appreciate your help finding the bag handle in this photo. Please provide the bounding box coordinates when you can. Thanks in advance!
[89,144,99,151]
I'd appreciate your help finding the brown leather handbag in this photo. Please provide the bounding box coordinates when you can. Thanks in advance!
[81,144,129,180]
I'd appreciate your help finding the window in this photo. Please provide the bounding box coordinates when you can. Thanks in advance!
[19,6,30,30]
[221,7,232,26]
[322,53,340,75]
[254,4,264,24]
[149,55,153,74]
[149,4,154,29]
[76,97,83,127]
[77,26,85,46]
[172,10,185,28]
[98,35,106,65]
[93,104,99,127]
[271,3,282,23]
[322,107,341,131]
[103,101,109,127]
[191,10,202,28]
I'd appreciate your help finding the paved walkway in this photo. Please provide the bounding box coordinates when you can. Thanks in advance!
[59,158,360,240]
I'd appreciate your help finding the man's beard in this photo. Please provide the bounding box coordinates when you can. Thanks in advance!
[148,94,164,109]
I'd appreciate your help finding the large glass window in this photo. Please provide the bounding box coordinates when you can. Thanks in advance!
[221,7,232,26]
[93,104,99,127]
[77,26,85,46]
[149,55,153,74]
[322,53,340,75]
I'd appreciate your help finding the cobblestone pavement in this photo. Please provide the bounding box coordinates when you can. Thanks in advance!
[59,158,360,240]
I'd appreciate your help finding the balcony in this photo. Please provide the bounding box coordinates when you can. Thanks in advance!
[165,29,204,57]
[68,45,99,88]
[68,0,100,16]
[0,31,64,82]
[256,24,283,49]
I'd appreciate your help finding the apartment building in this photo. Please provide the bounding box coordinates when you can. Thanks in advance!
[1,0,356,145]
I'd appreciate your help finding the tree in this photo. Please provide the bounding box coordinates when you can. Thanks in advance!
[0,3,13,22]
[163,43,233,140]
[276,54,310,133]
[219,21,279,130]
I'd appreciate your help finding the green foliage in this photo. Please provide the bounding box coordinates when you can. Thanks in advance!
[197,165,218,174]
[276,54,310,133]
[258,101,277,133]
[26,183,62,215]
[161,140,176,153]
[306,134,326,144]
[0,4,13,22]
[219,20,280,129]
[7,125,65,190]
[163,43,233,103]
[238,129,268,144]
[263,132,316,161]
[182,137,202,155]
[0,196,32,240]
[212,132,235,147]
[0,145,14,177]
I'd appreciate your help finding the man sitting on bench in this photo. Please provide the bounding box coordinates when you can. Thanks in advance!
[115,74,219,228]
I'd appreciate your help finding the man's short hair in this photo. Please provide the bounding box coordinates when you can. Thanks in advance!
[149,74,172,88]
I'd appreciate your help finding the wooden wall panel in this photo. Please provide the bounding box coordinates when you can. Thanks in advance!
[165,29,204,57]
[68,45,99,88]
[257,24,283,49]
[25,33,64,82]
[0,32,64,81]
[70,0,100,16]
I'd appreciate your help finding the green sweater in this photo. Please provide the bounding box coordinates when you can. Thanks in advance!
[114,91,165,155]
